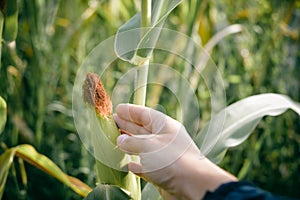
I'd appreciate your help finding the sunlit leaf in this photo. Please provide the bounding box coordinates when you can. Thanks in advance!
[83,184,131,200]
[203,24,243,53]
[15,144,92,197]
[190,24,244,91]
[195,93,300,162]
[0,148,17,199]
[0,96,7,134]
[0,144,92,198]
[198,15,212,45]
[115,0,183,65]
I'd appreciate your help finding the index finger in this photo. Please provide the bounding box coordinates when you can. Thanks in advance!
[116,104,164,131]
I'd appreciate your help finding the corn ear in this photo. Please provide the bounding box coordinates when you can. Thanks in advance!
[83,73,141,200]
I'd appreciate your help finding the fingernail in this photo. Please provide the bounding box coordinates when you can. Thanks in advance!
[117,134,129,146]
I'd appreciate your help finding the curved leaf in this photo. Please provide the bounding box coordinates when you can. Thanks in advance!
[115,0,183,65]
[0,148,17,199]
[203,24,243,53]
[0,96,7,134]
[0,144,92,198]
[190,24,244,91]
[194,93,300,162]
[15,144,92,197]
[83,184,131,200]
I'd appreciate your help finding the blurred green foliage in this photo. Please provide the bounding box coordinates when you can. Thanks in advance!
[0,0,299,199]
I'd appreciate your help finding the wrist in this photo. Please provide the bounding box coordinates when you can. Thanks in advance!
[175,153,237,199]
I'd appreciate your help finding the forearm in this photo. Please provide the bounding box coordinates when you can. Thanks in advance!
[160,144,237,200]
[177,156,237,199]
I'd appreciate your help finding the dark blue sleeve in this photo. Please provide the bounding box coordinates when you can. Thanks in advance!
[203,181,294,200]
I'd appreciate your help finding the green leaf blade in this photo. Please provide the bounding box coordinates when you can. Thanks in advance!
[0,96,7,134]
[15,144,92,197]
[0,148,17,199]
[114,0,183,64]
[195,93,300,162]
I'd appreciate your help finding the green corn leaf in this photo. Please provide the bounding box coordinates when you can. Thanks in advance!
[0,148,16,199]
[15,144,92,197]
[0,144,92,198]
[194,93,300,163]
[83,184,131,200]
[2,0,18,42]
[0,96,7,134]
[115,0,183,65]
[0,11,4,69]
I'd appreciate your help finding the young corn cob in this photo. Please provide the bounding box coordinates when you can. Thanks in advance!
[82,72,140,200]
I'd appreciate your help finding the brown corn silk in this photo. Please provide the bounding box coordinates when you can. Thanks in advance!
[83,72,112,118]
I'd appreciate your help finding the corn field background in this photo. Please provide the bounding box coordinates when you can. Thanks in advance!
[0,0,299,199]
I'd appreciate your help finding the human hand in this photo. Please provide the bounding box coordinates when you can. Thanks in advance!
[114,104,237,200]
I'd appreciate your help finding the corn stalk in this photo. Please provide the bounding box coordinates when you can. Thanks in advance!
[134,0,151,106]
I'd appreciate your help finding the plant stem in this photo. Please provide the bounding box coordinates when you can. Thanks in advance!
[134,0,151,106]
[133,59,149,106]
[141,0,151,28]
[129,2,152,199]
